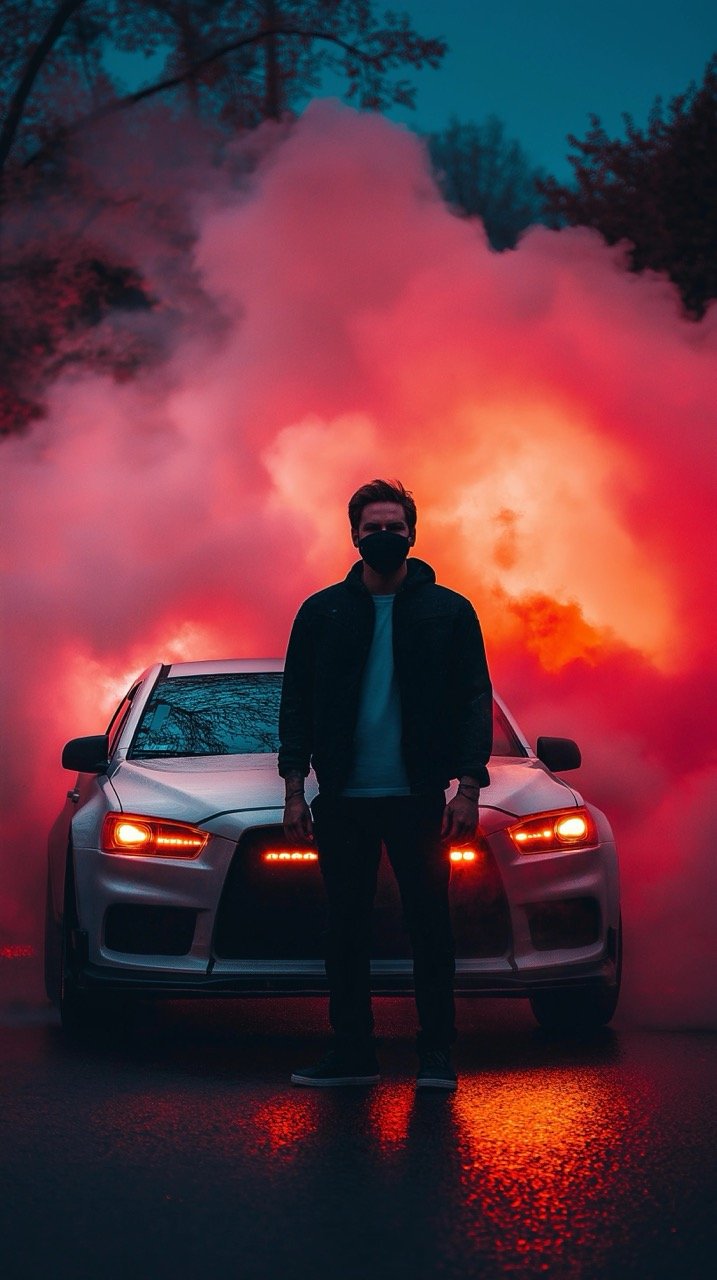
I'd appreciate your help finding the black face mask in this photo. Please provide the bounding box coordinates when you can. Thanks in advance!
[358,531,410,574]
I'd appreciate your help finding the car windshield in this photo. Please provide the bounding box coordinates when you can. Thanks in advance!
[129,673,283,758]
[128,672,526,759]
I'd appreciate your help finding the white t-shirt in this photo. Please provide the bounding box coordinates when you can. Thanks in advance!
[341,594,411,797]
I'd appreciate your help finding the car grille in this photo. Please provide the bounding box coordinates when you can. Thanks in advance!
[212,826,512,961]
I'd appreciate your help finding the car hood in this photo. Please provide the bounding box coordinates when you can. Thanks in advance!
[109,754,581,838]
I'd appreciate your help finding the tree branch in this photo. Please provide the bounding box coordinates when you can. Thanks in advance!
[0,0,88,172]
[19,24,394,172]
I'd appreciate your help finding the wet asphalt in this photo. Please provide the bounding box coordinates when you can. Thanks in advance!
[1,958,715,1280]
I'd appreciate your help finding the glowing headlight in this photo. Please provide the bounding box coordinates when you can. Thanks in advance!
[101,813,209,858]
[508,808,597,854]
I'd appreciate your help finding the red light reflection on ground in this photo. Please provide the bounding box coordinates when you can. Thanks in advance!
[247,1095,319,1156]
[453,1071,636,1264]
[89,1089,320,1167]
[366,1086,415,1150]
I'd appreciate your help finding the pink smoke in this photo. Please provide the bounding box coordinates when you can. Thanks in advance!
[2,101,715,1026]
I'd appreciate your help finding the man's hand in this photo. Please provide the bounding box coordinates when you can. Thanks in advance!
[283,793,314,844]
[441,792,479,845]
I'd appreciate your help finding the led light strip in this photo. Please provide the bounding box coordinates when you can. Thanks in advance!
[263,850,319,862]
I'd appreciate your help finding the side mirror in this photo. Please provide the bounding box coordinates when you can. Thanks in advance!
[62,734,110,774]
[536,736,581,772]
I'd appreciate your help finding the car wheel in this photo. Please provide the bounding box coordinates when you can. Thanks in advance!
[529,915,622,1032]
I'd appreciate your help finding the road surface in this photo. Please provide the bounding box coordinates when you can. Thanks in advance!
[1,955,715,1280]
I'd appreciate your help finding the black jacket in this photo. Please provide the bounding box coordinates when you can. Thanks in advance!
[278,557,492,795]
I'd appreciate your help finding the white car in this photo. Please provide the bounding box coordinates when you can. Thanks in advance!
[45,659,621,1033]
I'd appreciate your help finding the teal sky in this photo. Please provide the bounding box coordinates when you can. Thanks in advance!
[109,1,717,180]
[382,0,717,177]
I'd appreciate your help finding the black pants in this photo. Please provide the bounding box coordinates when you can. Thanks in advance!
[311,792,456,1051]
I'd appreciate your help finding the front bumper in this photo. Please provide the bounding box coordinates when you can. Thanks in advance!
[70,808,620,999]
[75,946,620,999]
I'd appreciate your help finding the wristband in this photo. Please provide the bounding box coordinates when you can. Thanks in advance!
[457,786,480,802]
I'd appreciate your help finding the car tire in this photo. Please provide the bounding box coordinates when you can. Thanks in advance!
[55,850,101,1035]
[59,927,97,1034]
[529,915,622,1032]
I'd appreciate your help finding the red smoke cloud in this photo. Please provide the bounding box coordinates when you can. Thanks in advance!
[2,102,715,1026]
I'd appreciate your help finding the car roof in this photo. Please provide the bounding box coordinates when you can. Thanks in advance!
[165,659,284,677]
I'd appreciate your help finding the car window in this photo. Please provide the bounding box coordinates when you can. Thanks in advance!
[129,673,283,757]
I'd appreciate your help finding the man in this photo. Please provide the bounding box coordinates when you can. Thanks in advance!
[278,480,492,1090]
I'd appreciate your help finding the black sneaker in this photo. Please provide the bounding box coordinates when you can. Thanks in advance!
[291,1046,380,1087]
[416,1048,457,1090]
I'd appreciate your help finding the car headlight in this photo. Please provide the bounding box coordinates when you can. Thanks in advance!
[101,813,209,858]
[507,807,597,854]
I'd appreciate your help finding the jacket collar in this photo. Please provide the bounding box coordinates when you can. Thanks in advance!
[345,557,436,594]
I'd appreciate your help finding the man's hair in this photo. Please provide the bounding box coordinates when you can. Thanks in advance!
[348,479,417,535]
